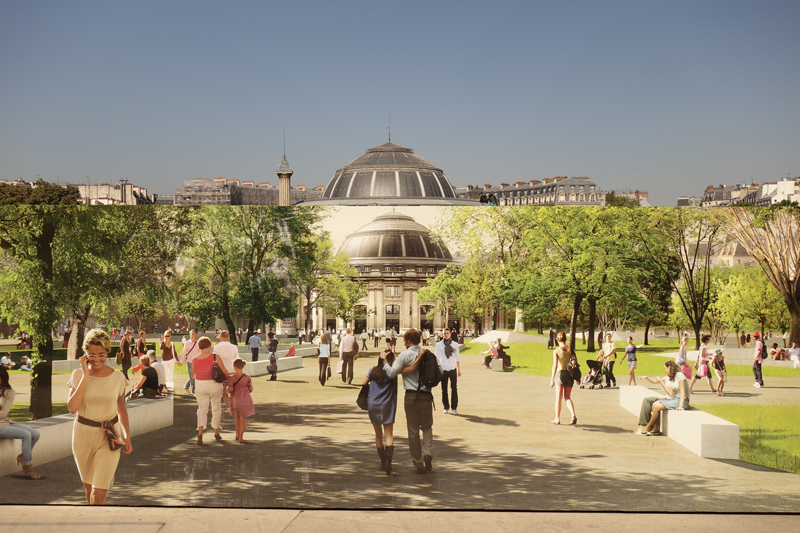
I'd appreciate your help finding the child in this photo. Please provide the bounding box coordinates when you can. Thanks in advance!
[228,359,255,443]
[712,349,727,397]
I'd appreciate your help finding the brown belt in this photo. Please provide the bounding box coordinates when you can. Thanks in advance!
[77,414,119,427]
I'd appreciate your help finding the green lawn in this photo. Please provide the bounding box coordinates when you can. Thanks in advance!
[9,402,70,422]
[698,403,800,474]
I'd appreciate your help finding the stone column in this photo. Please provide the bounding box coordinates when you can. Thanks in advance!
[411,288,419,330]
[376,288,385,331]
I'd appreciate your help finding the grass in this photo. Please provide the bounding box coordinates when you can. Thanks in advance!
[462,338,800,378]
[9,402,70,422]
[698,403,800,474]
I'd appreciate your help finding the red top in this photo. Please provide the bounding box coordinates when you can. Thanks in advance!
[193,355,215,381]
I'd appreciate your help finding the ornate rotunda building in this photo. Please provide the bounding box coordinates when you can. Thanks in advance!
[300,141,479,205]
[306,211,466,333]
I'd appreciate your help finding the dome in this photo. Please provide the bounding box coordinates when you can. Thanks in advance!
[319,142,465,203]
[338,212,453,263]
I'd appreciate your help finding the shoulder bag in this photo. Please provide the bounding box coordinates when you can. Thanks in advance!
[356,383,369,411]
[211,354,227,383]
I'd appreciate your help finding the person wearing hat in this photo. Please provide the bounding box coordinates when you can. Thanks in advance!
[752,332,765,388]
[711,348,727,396]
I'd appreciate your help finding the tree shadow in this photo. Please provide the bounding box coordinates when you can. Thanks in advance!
[458,414,519,427]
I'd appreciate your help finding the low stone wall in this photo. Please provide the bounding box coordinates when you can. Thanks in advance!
[0,396,173,477]
[619,385,738,459]
[653,348,796,368]
[242,355,303,377]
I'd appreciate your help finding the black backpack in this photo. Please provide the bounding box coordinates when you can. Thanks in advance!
[760,341,768,360]
[417,349,441,390]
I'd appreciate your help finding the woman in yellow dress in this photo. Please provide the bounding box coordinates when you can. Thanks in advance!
[67,329,132,505]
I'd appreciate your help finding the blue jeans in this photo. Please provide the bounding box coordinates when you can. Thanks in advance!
[0,422,41,465]
[184,361,196,393]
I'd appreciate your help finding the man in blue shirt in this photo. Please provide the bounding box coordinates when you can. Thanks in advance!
[248,330,262,362]
[383,329,430,474]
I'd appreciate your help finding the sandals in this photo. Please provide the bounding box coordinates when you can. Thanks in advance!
[22,465,42,480]
[569,417,577,426]
[550,419,560,425]
[214,433,222,441]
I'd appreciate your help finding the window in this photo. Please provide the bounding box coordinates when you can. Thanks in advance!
[384,265,391,272]
[385,304,400,315]
[385,286,400,297]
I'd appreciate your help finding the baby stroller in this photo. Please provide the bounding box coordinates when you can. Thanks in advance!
[580,359,604,389]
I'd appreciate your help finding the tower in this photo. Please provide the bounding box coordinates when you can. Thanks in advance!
[277,154,293,206]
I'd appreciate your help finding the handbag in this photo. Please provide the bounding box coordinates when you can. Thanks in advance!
[327,365,332,378]
[697,363,708,378]
[336,359,343,374]
[567,349,582,381]
[211,355,227,383]
[267,362,278,374]
[115,351,122,366]
[356,384,369,411]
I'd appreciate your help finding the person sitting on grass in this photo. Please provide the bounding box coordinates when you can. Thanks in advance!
[19,356,32,372]
[635,360,690,436]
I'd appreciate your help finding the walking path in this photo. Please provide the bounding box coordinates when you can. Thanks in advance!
[3,353,800,516]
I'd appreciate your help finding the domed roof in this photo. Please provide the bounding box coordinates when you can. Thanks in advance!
[338,212,453,262]
[321,142,460,201]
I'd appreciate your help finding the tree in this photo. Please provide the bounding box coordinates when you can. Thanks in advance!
[117,290,162,332]
[720,207,800,345]
[319,266,367,326]
[605,192,641,207]
[0,181,80,419]
[417,265,461,327]
[632,208,724,349]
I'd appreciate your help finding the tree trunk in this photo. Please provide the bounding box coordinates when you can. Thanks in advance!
[644,318,652,345]
[587,297,597,352]
[569,294,584,347]
[67,304,92,360]
[693,324,701,350]
[220,290,238,344]
[537,319,543,335]
[30,336,53,419]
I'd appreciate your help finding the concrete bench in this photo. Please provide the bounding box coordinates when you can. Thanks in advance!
[242,355,303,377]
[619,385,739,459]
[0,395,173,477]
[490,358,504,372]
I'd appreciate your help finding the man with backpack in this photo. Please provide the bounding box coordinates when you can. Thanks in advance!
[752,332,765,388]
[383,328,438,474]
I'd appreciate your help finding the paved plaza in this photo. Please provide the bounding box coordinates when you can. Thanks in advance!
[2,351,800,527]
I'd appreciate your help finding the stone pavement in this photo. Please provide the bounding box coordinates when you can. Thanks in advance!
[3,352,800,515]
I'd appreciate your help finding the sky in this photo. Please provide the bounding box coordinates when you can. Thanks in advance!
[1,0,799,206]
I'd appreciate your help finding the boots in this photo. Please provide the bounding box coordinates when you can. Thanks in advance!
[377,447,386,471]
[384,445,394,475]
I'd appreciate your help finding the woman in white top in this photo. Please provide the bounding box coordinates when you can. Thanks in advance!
[676,337,692,379]
[317,333,331,386]
[689,335,716,394]
[637,360,690,436]
[0,367,42,479]
[67,329,132,505]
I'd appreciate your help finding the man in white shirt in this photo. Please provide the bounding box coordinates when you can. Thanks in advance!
[788,341,800,369]
[213,330,239,377]
[180,328,201,395]
[339,328,359,385]
[1,353,15,369]
[149,349,167,395]
[435,329,462,415]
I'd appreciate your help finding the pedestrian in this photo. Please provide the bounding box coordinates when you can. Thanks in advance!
[636,361,690,436]
[180,328,200,395]
[159,329,178,392]
[547,327,555,349]
[549,331,577,425]
[67,329,132,505]
[363,349,399,475]
[118,329,133,380]
[690,335,717,394]
[228,359,255,444]
[316,333,331,386]
[740,331,747,348]
[248,330,262,362]
[711,349,727,396]
[0,367,42,479]
[599,334,617,388]
[267,332,279,381]
[339,328,359,385]
[382,329,429,474]
[676,337,692,380]
[374,329,381,348]
[193,336,227,444]
[435,328,461,415]
[620,336,644,386]
[360,329,369,351]
[214,330,239,406]
[752,332,765,388]
[390,328,398,351]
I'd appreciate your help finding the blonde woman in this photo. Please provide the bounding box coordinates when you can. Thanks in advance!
[67,329,132,505]
[549,332,577,425]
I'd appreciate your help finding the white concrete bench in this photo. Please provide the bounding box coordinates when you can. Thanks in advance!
[619,385,739,459]
[490,358,504,372]
[0,395,173,477]
[243,355,303,377]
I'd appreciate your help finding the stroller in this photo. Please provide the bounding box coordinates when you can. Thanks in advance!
[580,359,604,389]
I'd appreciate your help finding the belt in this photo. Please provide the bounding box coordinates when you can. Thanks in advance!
[77,415,119,427]
[405,389,432,396]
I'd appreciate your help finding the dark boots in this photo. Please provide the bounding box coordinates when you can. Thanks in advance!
[384,445,394,475]
[377,447,386,471]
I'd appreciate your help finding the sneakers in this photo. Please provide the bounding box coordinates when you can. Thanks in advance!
[443,409,449,414]
[451,409,458,415]
[755,383,762,388]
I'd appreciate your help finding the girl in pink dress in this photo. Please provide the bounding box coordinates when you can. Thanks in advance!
[228,359,255,443]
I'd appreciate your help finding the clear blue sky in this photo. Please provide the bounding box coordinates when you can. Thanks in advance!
[1,0,798,205]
